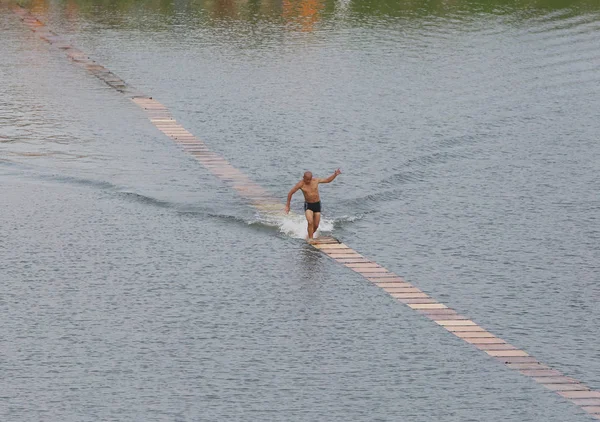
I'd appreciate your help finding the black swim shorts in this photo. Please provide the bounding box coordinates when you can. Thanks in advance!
[304,201,322,213]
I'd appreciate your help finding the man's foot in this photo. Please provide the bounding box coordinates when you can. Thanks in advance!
[307,238,317,244]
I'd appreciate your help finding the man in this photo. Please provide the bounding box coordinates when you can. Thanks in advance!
[285,169,342,242]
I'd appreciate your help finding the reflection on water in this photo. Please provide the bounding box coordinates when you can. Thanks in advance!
[22,0,600,31]
[283,0,326,32]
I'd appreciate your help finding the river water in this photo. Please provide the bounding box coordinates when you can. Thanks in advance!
[1,0,599,420]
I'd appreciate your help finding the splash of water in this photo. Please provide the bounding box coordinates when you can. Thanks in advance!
[258,211,335,239]
[277,213,335,239]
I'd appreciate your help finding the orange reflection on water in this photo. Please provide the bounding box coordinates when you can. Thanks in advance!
[282,0,325,32]
[213,0,238,18]
[29,0,49,16]
[65,0,80,24]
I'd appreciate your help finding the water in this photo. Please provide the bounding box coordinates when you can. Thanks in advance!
[1,0,599,420]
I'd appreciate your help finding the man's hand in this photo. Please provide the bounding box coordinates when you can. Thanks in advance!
[334,168,342,176]
[284,204,290,214]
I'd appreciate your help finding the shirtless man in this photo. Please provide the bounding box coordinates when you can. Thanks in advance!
[285,169,342,241]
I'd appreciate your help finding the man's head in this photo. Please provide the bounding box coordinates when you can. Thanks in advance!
[303,171,313,183]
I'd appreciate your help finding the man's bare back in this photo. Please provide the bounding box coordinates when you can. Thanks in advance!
[285,169,342,241]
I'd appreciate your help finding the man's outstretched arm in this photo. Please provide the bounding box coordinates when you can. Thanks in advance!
[285,181,303,214]
[319,168,342,184]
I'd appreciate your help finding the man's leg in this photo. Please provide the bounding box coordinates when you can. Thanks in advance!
[305,209,315,239]
[313,212,321,237]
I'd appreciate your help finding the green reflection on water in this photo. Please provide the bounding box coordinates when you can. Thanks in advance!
[21,0,600,31]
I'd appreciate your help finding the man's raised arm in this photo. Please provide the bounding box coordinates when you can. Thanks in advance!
[319,168,342,184]
[285,181,303,214]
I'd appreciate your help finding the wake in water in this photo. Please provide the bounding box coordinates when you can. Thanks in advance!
[0,160,358,239]
[255,209,362,239]
[186,205,362,239]
[1,161,357,239]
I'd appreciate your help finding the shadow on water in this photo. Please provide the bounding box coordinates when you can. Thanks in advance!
[296,241,328,281]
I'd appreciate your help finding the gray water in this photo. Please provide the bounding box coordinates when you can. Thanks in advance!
[1,0,599,420]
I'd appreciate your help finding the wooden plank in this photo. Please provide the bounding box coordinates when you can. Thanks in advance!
[382,287,422,293]
[397,298,439,304]
[444,325,486,332]
[373,281,412,286]
[474,343,519,351]
[506,363,551,370]
[542,383,590,392]
[417,309,459,315]
[408,303,447,309]
[532,376,580,384]
[336,259,372,264]
[454,331,497,339]
[582,407,600,415]
[520,369,563,377]
[328,255,365,259]
[313,243,350,249]
[344,263,380,268]
[352,267,389,273]
[197,159,228,164]
[191,153,221,158]
[313,238,339,244]
[485,350,529,357]
[463,337,506,344]
[425,314,469,320]
[559,391,600,399]
[163,132,193,136]
[494,356,540,363]
[391,293,430,299]
[569,399,600,406]
[435,320,477,326]
[361,273,400,279]
[325,251,362,256]
[371,277,407,283]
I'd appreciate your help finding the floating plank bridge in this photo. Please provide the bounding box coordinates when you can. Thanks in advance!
[11,5,600,419]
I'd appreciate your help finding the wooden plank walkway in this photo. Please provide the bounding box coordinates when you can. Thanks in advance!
[12,6,600,420]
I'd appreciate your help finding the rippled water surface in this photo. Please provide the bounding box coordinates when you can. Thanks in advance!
[1,0,599,420]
